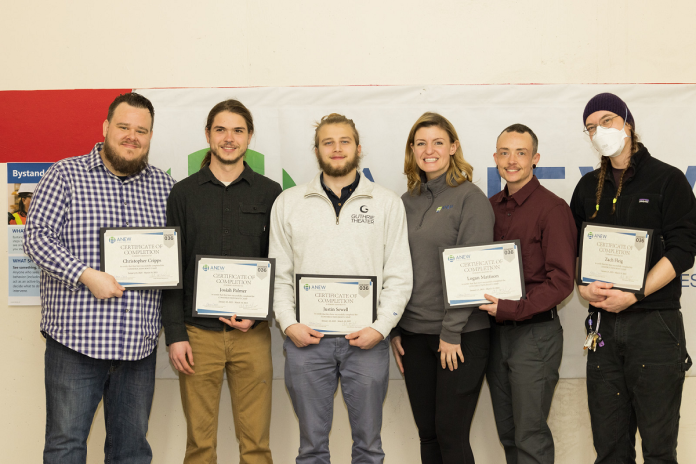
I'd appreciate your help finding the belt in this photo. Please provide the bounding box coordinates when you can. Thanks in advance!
[495,307,557,327]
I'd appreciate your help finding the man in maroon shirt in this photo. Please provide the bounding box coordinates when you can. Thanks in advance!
[480,124,576,464]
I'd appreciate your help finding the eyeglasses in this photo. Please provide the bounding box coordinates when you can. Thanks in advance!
[583,114,623,136]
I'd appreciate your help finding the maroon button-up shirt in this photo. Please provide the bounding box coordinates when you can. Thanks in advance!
[489,176,577,322]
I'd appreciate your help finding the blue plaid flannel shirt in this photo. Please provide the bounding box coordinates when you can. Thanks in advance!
[23,143,176,360]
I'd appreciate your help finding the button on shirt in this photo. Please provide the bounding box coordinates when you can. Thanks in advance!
[23,143,175,360]
[161,163,282,345]
[320,171,360,216]
[489,176,577,322]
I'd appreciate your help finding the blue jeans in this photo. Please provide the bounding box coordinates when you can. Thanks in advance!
[284,336,390,464]
[43,335,157,464]
[586,309,691,464]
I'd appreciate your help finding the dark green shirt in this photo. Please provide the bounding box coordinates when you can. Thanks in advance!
[161,162,282,345]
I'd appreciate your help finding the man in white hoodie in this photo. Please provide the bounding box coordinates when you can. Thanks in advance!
[269,113,412,464]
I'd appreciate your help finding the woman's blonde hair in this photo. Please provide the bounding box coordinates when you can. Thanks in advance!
[404,112,472,195]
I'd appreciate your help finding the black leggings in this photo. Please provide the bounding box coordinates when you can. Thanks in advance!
[400,329,490,464]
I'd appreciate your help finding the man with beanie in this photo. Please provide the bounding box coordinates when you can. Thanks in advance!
[481,123,577,464]
[571,93,695,464]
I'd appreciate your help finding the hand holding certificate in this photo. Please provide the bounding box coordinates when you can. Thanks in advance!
[100,227,182,289]
[193,256,275,320]
[578,223,653,293]
[296,275,377,335]
[439,240,525,308]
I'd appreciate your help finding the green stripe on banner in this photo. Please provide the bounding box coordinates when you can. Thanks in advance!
[282,169,296,190]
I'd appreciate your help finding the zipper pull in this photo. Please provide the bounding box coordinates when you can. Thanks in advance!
[336,217,339,225]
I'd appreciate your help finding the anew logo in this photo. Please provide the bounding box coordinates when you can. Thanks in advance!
[449,254,471,262]
[588,232,607,240]
[436,205,453,213]
[203,265,225,271]
[109,236,130,243]
[304,284,326,291]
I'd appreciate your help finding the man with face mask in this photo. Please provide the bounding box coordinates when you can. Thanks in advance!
[570,93,696,464]
[23,93,175,464]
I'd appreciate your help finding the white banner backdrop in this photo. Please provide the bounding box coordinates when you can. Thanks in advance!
[136,84,696,379]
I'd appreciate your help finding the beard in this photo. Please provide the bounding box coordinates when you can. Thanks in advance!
[210,145,246,166]
[103,140,149,176]
[315,150,361,177]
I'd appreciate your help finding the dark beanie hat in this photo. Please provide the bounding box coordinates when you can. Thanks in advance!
[583,93,635,129]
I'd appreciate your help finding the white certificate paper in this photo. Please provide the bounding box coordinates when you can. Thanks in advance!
[440,240,525,308]
[296,275,377,335]
[193,256,274,319]
[578,223,652,292]
[101,227,182,289]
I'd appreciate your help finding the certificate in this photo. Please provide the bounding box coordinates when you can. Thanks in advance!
[578,223,653,293]
[100,227,182,289]
[296,274,377,335]
[193,256,274,320]
[439,240,525,308]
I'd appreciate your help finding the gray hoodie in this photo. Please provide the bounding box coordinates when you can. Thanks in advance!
[396,173,494,343]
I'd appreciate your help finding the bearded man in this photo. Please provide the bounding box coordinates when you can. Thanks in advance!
[269,113,412,463]
[162,99,282,464]
[23,92,175,464]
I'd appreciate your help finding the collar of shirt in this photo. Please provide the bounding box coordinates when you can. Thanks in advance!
[84,142,153,181]
[320,170,361,200]
[420,171,450,196]
[496,175,540,207]
[197,161,255,187]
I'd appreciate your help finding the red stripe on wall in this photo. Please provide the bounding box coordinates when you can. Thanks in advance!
[0,89,132,163]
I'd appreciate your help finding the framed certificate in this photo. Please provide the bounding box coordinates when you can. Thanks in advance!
[296,274,378,336]
[439,240,526,309]
[192,256,275,320]
[100,227,182,290]
[577,223,653,293]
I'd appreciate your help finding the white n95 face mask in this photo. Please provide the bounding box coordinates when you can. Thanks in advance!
[592,125,628,158]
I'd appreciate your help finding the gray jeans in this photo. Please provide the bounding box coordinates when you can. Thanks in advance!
[486,317,563,464]
[284,335,390,464]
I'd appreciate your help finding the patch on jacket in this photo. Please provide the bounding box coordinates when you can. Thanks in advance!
[436,205,453,212]
[639,199,649,203]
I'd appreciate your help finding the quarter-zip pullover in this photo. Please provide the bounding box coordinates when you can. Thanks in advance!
[269,171,413,337]
[397,174,494,343]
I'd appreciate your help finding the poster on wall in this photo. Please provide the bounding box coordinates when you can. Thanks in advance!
[7,162,52,306]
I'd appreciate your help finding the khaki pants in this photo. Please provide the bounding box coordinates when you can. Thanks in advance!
[180,322,273,464]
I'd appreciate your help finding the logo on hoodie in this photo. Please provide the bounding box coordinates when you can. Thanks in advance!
[352,205,375,224]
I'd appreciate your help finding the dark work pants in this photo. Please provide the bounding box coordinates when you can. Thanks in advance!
[487,317,563,464]
[400,329,489,464]
[586,309,691,464]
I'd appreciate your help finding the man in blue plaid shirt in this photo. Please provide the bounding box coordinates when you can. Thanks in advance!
[23,92,175,464]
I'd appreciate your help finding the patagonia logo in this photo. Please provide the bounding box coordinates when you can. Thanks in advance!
[436,205,453,213]
[639,199,649,204]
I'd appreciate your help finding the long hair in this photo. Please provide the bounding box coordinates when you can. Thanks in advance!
[201,99,254,168]
[590,124,640,218]
[404,112,472,195]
